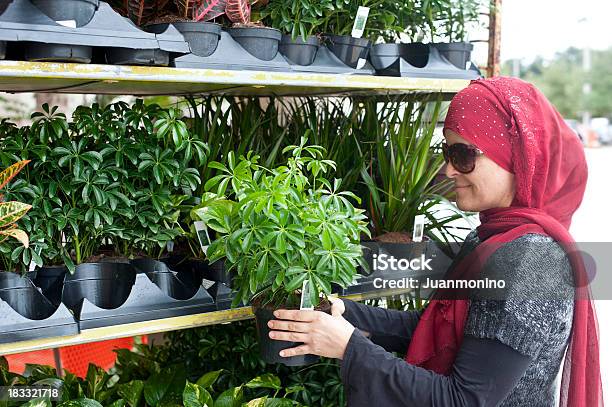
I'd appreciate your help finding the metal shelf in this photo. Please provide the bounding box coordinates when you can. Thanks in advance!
[0,61,470,97]
[0,288,416,355]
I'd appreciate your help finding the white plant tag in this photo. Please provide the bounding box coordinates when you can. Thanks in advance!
[351,6,370,38]
[166,241,175,253]
[194,220,211,253]
[299,279,314,310]
[412,215,426,242]
[356,58,367,69]
[57,20,77,28]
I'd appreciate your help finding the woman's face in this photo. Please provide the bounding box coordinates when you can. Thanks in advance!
[443,129,515,212]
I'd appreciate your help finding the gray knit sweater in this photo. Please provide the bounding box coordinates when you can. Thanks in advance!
[340,230,575,406]
[460,230,575,406]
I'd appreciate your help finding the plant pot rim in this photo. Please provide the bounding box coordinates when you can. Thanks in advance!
[280,34,320,46]
[322,33,371,47]
[227,26,282,41]
[149,21,222,34]
[432,41,474,50]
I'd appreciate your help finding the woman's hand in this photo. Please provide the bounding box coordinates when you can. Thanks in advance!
[329,296,346,316]
[268,308,355,360]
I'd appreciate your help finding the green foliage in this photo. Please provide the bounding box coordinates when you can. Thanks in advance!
[194,137,370,307]
[260,0,335,41]
[358,96,467,244]
[0,100,208,271]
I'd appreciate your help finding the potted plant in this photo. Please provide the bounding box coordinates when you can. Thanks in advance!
[260,0,333,65]
[356,97,464,282]
[224,0,282,61]
[31,0,99,27]
[429,0,482,69]
[194,137,370,365]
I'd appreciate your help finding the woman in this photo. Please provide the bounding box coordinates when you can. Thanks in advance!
[268,77,603,406]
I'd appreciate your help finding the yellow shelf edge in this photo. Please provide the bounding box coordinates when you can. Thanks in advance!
[0,288,416,356]
[0,61,471,96]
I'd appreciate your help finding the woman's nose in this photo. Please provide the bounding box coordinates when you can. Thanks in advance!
[445,162,460,178]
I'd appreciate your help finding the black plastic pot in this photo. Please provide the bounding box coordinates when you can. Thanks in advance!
[254,306,320,366]
[149,22,222,57]
[432,42,473,70]
[0,271,78,343]
[105,48,169,66]
[32,265,68,307]
[227,26,282,61]
[0,0,12,15]
[324,34,371,69]
[62,262,135,311]
[0,41,6,59]
[130,257,201,300]
[31,0,99,27]
[23,42,92,63]
[369,42,430,70]
[279,34,319,66]
[203,259,233,288]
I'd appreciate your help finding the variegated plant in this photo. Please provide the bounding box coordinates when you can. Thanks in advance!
[0,160,32,248]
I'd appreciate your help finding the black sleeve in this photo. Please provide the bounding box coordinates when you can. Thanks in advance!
[340,330,532,407]
[342,299,424,353]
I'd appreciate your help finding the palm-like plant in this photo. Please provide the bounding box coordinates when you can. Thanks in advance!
[360,95,469,244]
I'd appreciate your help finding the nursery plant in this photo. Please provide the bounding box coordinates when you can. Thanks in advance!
[193,136,370,309]
[358,96,469,244]
[0,160,32,273]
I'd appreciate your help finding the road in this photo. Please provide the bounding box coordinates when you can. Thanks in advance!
[570,146,612,404]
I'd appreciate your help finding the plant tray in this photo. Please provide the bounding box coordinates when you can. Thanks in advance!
[172,30,374,75]
[0,273,78,344]
[0,0,188,63]
[62,261,215,330]
[369,43,481,79]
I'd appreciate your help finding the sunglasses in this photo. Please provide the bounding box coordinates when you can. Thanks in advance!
[441,142,483,174]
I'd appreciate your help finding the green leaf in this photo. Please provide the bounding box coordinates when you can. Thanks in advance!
[117,380,144,407]
[182,382,213,407]
[144,366,187,407]
[245,374,281,391]
[213,386,242,407]
[21,399,52,407]
[57,399,103,407]
[195,370,223,389]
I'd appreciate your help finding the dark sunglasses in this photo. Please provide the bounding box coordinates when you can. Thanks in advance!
[441,142,483,174]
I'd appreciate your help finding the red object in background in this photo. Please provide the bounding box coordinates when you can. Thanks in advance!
[5,336,145,378]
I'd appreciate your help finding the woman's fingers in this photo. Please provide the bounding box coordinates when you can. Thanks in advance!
[267,319,309,332]
[329,297,345,316]
[273,309,319,322]
[269,330,309,343]
[279,344,310,357]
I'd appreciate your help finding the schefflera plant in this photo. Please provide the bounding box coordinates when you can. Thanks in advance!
[193,137,370,308]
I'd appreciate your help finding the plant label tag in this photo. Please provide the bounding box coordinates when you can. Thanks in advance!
[412,214,426,242]
[356,58,367,69]
[57,20,77,28]
[300,280,314,310]
[194,221,210,253]
[351,6,370,38]
[166,241,175,253]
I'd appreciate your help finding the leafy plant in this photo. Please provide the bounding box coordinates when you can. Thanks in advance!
[260,0,334,41]
[0,160,32,272]
[0,100,207,270]
[359,95,468,244]
[194,137,370,308]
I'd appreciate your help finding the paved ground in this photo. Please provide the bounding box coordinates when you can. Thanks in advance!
[569,146,612,404]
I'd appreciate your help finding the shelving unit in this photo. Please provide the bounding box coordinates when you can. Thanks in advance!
[0,287,418,355]
[0,61,471,97]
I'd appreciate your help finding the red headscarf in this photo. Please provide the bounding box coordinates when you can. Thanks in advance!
[404,76,603,406]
